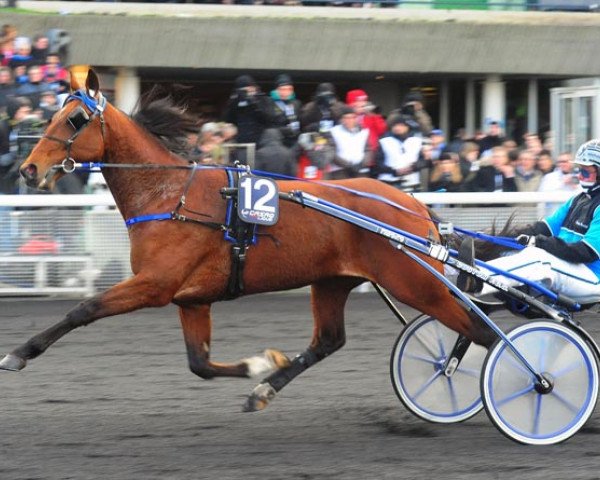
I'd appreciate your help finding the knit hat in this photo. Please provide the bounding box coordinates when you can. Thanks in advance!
[403,90,424,104]
[315,82,335,96]
[387,113,411,129]
[235,74,257,89]
[339,105,356,117]
[274,74,293,88]
[346,89,368,105]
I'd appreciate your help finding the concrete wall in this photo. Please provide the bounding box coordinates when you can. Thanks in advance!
[5,5,600,76]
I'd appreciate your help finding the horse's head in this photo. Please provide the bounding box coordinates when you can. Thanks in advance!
[20,69,107,191]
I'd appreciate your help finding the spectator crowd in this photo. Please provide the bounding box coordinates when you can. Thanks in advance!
[0,23,581,202]
[194,73,581,202]
[0,24,72,195]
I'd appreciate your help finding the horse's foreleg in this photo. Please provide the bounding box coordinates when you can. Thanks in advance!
[243,278,356,412]
[179,304,291,379]
[0,275,173,371]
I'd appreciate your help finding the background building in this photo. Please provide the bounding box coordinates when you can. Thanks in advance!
[5,1,600,147]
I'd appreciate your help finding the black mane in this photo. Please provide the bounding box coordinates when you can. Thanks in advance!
[131,86,199,157]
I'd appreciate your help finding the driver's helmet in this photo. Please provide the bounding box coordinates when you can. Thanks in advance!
[574,139,600,167]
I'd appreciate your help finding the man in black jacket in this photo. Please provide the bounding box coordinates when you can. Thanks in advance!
[223,75,273,164]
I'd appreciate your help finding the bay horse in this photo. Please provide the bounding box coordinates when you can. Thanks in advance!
[5,69,494,412]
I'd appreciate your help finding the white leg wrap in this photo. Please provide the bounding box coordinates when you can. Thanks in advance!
[244,354,276,378]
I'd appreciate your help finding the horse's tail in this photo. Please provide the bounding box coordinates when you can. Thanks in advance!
[473,212,522,260]
[433,209,523,261]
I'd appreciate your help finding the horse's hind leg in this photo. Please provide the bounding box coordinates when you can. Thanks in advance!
[179,304,291,379]
[243,278,357,412]
[379,273,496,348]
[0,275,174,371]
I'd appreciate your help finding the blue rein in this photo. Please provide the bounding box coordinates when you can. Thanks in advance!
[79,161,524,249]
[73,161,568,306]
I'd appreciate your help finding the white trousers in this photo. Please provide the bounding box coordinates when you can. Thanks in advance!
[480,246,600,304]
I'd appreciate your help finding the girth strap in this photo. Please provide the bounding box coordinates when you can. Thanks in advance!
[223,169,257,299]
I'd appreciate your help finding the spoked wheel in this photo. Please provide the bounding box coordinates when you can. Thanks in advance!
[390,314,487,423]
[481,321,599,445]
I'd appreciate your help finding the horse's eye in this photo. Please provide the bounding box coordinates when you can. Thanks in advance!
[67,107,90,131]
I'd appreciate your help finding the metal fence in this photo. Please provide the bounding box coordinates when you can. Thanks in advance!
[0,191,574,297]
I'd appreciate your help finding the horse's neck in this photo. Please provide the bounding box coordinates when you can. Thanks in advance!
[101,107,189,219]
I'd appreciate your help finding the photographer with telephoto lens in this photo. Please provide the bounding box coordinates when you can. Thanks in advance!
[223,74,273,164]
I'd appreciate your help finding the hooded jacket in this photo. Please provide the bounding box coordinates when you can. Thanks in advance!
[255,128,296,176]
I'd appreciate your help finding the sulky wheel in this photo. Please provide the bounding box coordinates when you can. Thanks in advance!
[390,314,486,423]
[481,321,599,445]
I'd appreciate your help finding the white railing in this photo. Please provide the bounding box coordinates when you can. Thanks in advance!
[0,190,577,297]
[2,190,574,207]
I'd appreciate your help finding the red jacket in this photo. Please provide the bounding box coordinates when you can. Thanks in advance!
[360,113,387,153]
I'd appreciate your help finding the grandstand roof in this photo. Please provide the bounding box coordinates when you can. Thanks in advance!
[6,1,600,76]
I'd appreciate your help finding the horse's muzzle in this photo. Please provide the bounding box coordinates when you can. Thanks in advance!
[20,163,38,187]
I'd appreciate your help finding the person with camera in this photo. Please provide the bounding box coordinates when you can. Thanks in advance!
[4,97,33,193]
[268,74,302,151]
[300,82,344,134]
[6,97,51,194]
[428,152,463,193]
[372,114,423,192]
[296,83,345,179]
[223,74,273,164]
[390,91,433,138]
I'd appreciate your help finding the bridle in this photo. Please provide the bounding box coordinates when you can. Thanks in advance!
[42,89,107,177]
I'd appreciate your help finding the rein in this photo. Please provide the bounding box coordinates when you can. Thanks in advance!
[61,160,523,251]
[47,89,521,251]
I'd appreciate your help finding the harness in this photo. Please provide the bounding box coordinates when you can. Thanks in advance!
[47,89,533,300]
[125,164,257,299]
[222,169,258,298]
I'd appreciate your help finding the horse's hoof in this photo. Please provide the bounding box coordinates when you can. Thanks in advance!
[0,354,26,371]
[242,382,276,412]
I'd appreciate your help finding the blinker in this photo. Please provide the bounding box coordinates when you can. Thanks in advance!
[67,106,90,131]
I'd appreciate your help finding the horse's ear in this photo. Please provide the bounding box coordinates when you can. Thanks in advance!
[85,69,100,98]
[69,68,83,91]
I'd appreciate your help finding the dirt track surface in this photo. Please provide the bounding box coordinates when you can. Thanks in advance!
[1,292,599,480]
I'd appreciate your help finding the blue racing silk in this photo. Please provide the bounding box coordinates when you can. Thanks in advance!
[544,192,600,278]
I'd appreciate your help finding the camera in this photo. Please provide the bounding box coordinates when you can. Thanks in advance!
[316,92,335,108]
[237,88,248,101]
[236,88,249,107]
[401,103,416,116]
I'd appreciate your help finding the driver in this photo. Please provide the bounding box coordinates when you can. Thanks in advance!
[463,139,600,304]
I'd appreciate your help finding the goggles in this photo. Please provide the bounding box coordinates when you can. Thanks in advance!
[574,167,595,179]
